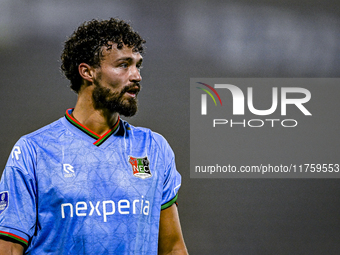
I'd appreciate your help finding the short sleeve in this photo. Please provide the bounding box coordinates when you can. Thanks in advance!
[0,138,37,248]
[160,141,181,210]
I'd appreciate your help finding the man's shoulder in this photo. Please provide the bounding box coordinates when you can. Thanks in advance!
[6,118,65,169]
[19,117,65,145]
[124,121,168,144]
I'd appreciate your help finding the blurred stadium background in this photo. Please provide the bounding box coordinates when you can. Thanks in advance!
[1,0,340,254]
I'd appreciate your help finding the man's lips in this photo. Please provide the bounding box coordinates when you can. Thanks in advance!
[126,91,137,98]
[124,84,140,97]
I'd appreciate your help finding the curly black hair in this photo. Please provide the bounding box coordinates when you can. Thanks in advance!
[61,18,146,93]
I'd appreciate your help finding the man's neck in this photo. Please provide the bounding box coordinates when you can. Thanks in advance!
[72,91,119,137]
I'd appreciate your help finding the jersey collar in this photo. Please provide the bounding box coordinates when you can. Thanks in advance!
[65,108,120,146]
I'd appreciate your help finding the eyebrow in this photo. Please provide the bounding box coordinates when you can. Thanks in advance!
[116,57,143,63]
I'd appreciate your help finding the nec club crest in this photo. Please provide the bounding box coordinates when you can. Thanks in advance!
[129,156,152,179]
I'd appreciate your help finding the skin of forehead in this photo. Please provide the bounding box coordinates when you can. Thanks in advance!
[99,43,142,62]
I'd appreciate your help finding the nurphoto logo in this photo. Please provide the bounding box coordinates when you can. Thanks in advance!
[190,78,340,179]
[196,82,223,115]
[196,82,312,128]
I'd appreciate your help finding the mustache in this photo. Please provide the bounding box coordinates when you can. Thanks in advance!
[121,83,141,94]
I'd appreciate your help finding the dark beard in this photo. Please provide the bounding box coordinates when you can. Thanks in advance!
[92,82,140,117]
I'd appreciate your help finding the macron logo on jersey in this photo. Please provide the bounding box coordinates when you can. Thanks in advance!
[63,164,75,178]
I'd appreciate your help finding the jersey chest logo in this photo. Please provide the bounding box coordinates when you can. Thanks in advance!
[63,164,75,178]
[128,156,152,179]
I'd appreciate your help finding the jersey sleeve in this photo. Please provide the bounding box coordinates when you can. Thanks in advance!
[0,137,37,248]
[160,139,181,210]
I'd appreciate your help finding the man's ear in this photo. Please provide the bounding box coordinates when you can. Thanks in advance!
[78,63,95,83]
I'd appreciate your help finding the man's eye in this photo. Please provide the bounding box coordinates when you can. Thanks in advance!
[120,63,128,68]
[137,65,143,70]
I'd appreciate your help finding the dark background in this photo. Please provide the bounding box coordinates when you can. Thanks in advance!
[1,0,340,254]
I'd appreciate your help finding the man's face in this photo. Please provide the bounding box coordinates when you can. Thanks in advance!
[92,44,143,117]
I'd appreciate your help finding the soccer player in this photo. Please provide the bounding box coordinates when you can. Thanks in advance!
[0,18,188,254]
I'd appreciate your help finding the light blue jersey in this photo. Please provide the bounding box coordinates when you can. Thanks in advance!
[0,109,181,254]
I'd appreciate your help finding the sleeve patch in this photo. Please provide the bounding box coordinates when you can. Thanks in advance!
[0,191,9,215]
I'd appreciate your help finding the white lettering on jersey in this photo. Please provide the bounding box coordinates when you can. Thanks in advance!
[89,201,101,216]
[103,201,115,222]
[61,203,73,218]
[11,146,21,160]
[76,202,87,216]
[61,197,150,222]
